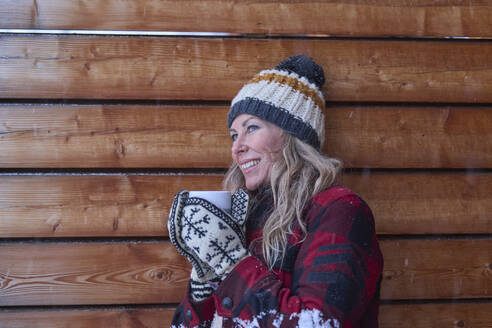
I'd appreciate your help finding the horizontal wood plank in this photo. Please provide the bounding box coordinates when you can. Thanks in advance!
[380,239,492,300]
[325,106,492,169]
[1,37,492,103]
[0,240,490,306]
[3,0,492,38]
[379,303,492,328]
[1,303,491,328]
[1,105,492,168]
[0,105,231,168]
[0,307,175,328]
[0,175,223,237]
[343,172,492,235]
[0,242,191,306]
[0,173,491,238]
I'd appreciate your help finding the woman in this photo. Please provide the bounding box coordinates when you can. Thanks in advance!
[168,55,383,328]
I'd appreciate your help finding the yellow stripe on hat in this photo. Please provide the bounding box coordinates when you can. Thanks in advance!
[249,72,325,111]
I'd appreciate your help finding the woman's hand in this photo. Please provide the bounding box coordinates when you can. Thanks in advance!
[168,189,249,281]
[188,267,222,302]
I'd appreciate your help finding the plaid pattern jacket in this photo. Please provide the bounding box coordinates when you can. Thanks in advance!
[171,185,383,328]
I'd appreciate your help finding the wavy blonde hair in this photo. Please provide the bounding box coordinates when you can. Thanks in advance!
[223,133,342,269]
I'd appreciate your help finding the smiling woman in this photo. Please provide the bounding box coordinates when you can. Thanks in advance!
[229,114,285,191]
[168,55,383,328]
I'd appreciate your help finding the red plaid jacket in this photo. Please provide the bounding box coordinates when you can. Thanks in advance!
[171,185,383,328]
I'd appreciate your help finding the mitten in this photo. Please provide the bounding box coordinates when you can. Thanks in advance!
[168,189,249,279]
[189,267,221,302]
[169,190,215,280]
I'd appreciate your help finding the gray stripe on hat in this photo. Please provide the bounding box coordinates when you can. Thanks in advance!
[228,97,320,150]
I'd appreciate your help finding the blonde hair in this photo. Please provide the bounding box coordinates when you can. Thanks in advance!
[223,134,342,269]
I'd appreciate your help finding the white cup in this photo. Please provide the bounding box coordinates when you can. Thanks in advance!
[188,191,231,213]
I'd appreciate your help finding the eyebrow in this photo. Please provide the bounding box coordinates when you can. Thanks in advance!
[229,117,256,133]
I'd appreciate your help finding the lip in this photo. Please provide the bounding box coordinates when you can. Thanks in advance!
[238,158,260,173]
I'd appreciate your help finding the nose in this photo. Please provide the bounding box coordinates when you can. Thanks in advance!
[231,136,247,156]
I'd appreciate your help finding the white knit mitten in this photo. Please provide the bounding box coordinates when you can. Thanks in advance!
[168,189,249,279]
[189,267,222,302]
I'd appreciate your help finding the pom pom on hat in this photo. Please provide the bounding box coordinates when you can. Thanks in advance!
[228,55,326,150]
[275,54,325,90]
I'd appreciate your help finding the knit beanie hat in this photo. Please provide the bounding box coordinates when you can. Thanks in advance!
[228,55,326,150]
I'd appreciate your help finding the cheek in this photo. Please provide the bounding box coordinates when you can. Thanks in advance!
[263,151,278,164]
[272,132,285,150]
[264,136,284,161]
[263,161,275,178]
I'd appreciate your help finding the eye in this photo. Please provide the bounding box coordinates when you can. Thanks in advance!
[246,124,259,133]
[230,133,238,141]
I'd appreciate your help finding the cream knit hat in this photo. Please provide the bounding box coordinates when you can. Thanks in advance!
[228,55,326,149]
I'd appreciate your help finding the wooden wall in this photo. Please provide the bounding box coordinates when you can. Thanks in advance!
[1,1,491,327]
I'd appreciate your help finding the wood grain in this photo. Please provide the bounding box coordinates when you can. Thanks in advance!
[1,303,491,328]
[379,303,492,328]
[0,173,491,238]
[0,105,231,168]
[1,37,492,103]
[0,175,223,237]
[326,106,492,169]
[0,307,175,328]
[343,172,492,235]
[0,240,490,306]
[2,0,492,38]
[380,239,492,300]
[2,105,492,168]
[0,242,191,306]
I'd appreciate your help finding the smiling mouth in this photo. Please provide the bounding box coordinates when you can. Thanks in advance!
[241,160,260,170]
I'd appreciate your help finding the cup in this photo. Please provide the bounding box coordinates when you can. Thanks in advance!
[188,191,231,213]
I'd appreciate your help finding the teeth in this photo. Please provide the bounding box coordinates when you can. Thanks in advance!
[241,160,259,169]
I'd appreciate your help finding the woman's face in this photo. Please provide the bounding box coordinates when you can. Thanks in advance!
[230,114,285,191]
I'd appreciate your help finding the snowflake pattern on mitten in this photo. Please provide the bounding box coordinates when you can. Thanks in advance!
[182,207,210,241]
[168,190,215,279]
[180,197,247,276]
[168,189,250,279]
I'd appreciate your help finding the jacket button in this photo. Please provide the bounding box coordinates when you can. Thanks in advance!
[186,309,192,320]
[222,297,233,310]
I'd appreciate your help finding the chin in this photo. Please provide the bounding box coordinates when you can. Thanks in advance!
[245,183,259,191]
[245,178,269,191]
[245,179,261,191]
